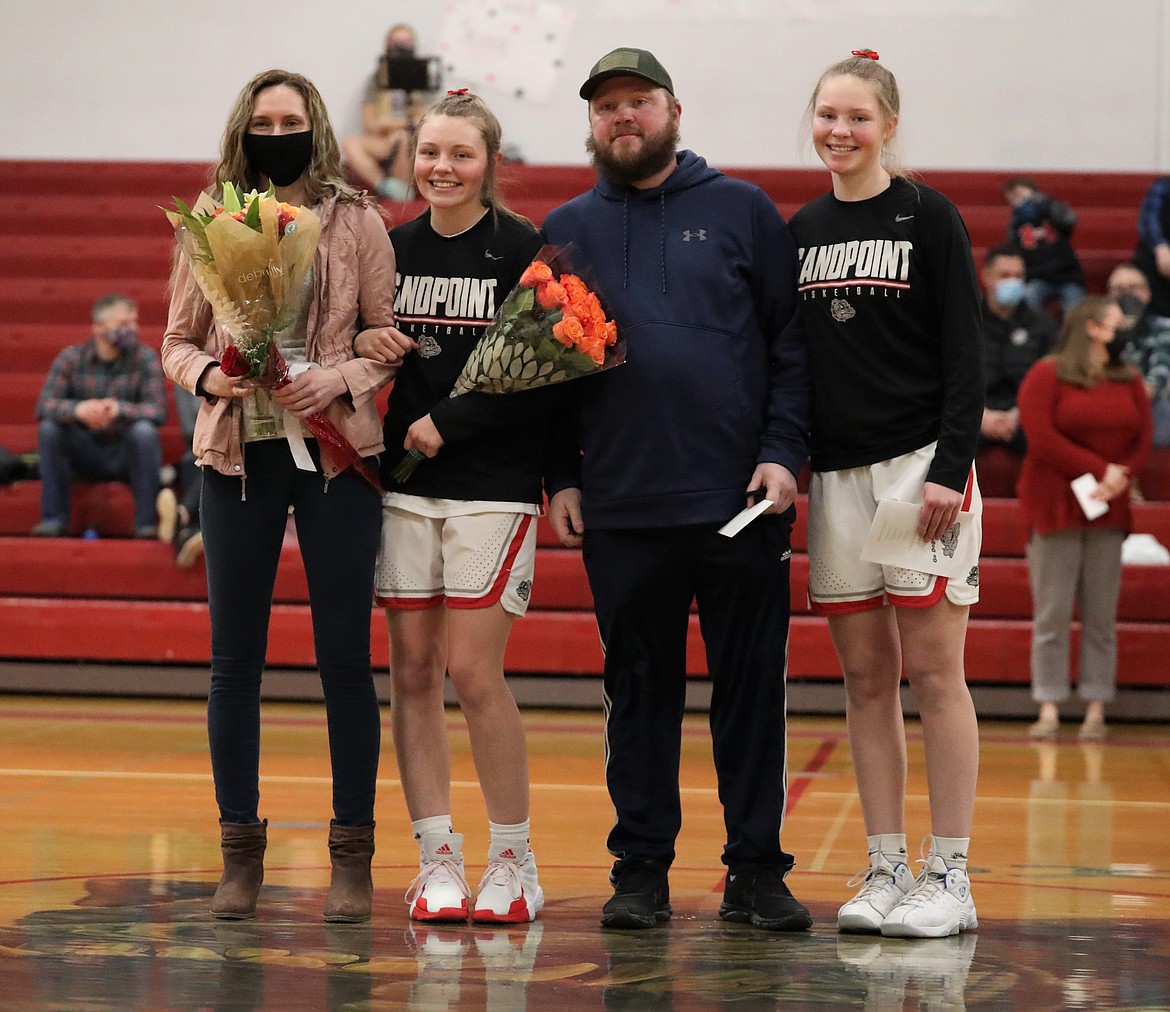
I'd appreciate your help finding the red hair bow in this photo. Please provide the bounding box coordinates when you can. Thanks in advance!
[851,49,880,60]
[447,87,469,96]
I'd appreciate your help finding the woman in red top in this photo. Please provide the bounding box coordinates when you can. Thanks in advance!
[1017,296,1152,740]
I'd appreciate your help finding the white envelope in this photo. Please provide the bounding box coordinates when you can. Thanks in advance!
[859,498,978,579]
[717,499,774,537]
[1071,472,1109,521]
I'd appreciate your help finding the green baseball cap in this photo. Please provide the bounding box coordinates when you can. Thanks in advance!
[579,47,675,100]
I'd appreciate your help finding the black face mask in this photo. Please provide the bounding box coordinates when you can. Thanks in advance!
[243,130,314,187]
[1115,292,1146,319]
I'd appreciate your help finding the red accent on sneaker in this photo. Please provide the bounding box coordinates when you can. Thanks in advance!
[472,895,532,924]
[435,843,454,856]
[498,848,517,860]
[411,896,469,922]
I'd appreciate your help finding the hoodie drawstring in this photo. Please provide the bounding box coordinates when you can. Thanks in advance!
[659,192,667,294]
[621,192,668,294]
[622,196,630,290]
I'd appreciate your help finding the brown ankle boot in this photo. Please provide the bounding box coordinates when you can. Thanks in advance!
[323,821,375,923]
[211,820,267,920]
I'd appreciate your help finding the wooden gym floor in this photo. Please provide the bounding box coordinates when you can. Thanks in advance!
[0,695,1168,1009]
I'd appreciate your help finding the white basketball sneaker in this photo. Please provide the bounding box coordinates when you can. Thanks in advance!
[881,854,978,938]
[838,852,916,933]
[406,832,472,922]
[473,847,544,924]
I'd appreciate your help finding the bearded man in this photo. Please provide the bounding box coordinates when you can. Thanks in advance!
[542,48,813,933]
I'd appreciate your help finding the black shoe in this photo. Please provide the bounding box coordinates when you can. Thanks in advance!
[719,864,812,932]
[601,858,671,929]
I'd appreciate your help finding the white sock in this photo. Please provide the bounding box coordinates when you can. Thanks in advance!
[930,835,970,870]
[868,833,908,868]
[413,815,455,852]
[488,819,530,863]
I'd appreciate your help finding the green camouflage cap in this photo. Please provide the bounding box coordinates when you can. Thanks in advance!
[579,48,675,100]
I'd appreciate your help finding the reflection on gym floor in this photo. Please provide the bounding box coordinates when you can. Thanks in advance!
[1,697,1167,1009]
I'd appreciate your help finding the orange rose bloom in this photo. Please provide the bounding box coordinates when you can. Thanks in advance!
[536,280,567,309]
[578,334,605,365]
[562,274,589,303]
[519,261,554,287]
[553,315,585,347]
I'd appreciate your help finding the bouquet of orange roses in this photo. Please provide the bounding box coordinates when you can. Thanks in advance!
[165,183,384,494]
[392,245,624,482]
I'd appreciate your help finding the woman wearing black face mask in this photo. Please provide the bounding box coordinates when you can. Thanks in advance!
[162,69,416,924]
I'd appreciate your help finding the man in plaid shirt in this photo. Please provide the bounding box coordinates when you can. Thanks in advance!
[34,293,168,537]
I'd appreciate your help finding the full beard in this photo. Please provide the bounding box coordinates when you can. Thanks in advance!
[586,117,680,187]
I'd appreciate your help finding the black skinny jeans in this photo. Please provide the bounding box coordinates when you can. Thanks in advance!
[202,439,382,826]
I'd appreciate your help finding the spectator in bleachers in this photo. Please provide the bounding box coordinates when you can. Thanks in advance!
[1003,177,1085,317]
[33,293,166,538]
[1017,296,1152,742]
[342,23,430,200]
[1108,261,1170,446]
[154,383,203,567]
[1134,175,1170,318]
[979,244,1057,453]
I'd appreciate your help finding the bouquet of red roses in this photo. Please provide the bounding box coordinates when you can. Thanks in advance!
[393,245,624,482]
[165,183,385,494]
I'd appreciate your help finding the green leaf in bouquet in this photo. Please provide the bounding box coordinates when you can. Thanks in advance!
[511,287,535,316]
[558,351,600,375]
[222,182,243,213]
[536,338,564,362]
[242,194,262,231]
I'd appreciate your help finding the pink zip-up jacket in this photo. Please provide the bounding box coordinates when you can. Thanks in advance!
[162,194,397,481]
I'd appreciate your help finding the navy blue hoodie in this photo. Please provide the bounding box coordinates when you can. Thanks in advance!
[543,150,810,528]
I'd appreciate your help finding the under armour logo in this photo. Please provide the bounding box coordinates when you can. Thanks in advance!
[682,228,707,242]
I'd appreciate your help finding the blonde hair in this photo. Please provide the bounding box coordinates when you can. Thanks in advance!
[211,69,363,206]
[170,70,371,300]
[413,91,530,225]
[1051,296,1136,388]
[803,52,904,177]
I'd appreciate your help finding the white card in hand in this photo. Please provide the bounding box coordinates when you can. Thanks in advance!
[1071,472,1109,520]
[859,498,978,578]
[718,499,774,537]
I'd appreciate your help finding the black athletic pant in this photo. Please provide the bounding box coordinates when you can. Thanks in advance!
[582,512,797,872]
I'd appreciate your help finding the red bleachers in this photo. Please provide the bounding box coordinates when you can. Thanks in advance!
[1,159,1167,700]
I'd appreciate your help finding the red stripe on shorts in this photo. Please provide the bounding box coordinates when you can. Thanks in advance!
[446,514,533,611]
[809,594,886,616]
[376,593,444,610]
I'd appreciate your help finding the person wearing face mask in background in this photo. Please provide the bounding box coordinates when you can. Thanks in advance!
[1017,297,1151,741]
[162,69,414,924]
[1108,262,1170,447]
[33,293,167,538]
[978,245,1057,454]
[1003,176,1086,318]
